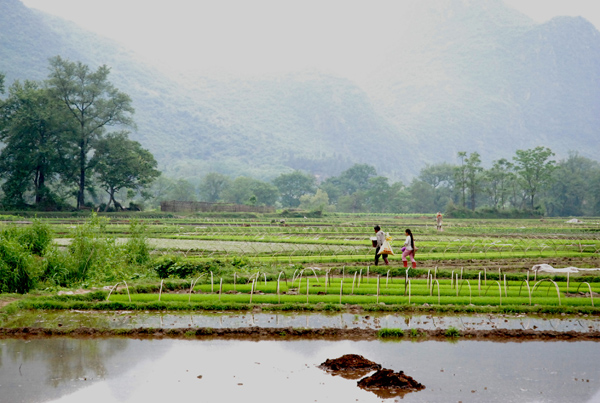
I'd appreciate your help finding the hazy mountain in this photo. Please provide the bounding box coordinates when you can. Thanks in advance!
[364,0,600,164]
[1,0,599,183]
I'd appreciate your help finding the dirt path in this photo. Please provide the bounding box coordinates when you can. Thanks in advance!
[1,327,599,341]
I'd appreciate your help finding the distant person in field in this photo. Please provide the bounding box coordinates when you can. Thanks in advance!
[436,212,443,231]
[402,228,417,268]
[373,225,389,266]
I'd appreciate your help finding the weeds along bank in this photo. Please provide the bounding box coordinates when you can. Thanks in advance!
[0,213,599,318]
[0,214,151,293]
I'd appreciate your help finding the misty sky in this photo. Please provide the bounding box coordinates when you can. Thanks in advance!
[20,0,600,79]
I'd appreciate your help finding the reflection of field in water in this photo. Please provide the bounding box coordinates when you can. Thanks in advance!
[1,338,598,402]
[5,311,600,333]
[53,238,365,254]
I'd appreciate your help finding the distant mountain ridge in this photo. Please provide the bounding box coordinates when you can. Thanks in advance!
[1,0,599,182]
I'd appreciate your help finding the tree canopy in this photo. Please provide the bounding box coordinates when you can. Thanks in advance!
[0,58,159,211]
[47,56,135,208]
[91,132,160,211]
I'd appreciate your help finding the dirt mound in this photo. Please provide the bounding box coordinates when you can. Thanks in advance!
[357,368,425,398]
[319,354,381,371]
[319,354,381,379]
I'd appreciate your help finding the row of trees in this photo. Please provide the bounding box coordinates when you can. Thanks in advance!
[0,57,159,211]
[2,58,597,216]
[149,146,598,216]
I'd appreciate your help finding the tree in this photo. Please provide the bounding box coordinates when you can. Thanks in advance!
[0,80,75,208]
[336,164,378,195]
[513,147,556,210]
[407,179,436,213]
[387,182,412,214]
[363,176,391,213]
[199,173,231,202]
[455,152,468,208]
[483,158,514,209]
[91,132,160,211]
[273,171,316,207]
[299,189,330,211]
[544,152,599,216]
[222,177,278,206]
[47,56,134,209]
[465,152,483,210]
[337,193,366,213]
[319,164,378,207]
[418,163,454,211]
[169,179,198,202]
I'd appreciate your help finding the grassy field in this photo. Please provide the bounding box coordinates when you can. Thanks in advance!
[1,212,599,315]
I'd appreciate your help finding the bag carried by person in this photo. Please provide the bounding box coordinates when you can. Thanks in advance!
[378,237,394,255]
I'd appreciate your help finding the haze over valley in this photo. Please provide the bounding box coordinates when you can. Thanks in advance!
[2,0,600,183]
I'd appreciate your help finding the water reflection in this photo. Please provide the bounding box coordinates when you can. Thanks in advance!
[5,311,599,333]
[0,339,598,402]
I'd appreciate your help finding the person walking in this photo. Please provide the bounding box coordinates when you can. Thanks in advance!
[436,212,443,231]
[402,228,417,268]
[373,225,389,266]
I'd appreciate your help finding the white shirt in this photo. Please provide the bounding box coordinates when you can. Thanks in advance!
[404,235,413,250]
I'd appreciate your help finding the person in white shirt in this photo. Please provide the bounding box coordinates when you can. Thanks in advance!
[373,225,389,266]
[402,228,417,269]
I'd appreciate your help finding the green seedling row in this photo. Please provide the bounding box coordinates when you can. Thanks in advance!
[105,292,595,308]
[104,277,599,308]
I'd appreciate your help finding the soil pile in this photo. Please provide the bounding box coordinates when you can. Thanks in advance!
[320,355,426,398]
[357,368,426,398]
[319,354,381,379]
[358,368,425,390]
[319,354,381,371]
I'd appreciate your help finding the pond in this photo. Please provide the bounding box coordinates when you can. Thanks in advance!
[1,338,598,402]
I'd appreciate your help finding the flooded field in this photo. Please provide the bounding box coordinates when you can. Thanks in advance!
[4,310,599,333]
[1,338,598,402]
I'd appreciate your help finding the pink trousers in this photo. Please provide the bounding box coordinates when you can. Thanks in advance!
[402,249,416,263]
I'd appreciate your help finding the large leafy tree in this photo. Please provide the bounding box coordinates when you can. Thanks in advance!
[363,176,391,213]
[91,132,160,211]
[465,152,483,210]
[199,172,231,202]
[418,163,454,211]
[544,152,599,216]
[0,80,75,207]
[483,158,514,209]
[513,146,556,210]
[273,171,316,207]
[47,56,134,209]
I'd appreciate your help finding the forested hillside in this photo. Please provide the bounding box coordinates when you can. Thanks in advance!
[1,0,599,183]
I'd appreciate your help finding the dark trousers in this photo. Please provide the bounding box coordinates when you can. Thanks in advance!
[375,246,388,266]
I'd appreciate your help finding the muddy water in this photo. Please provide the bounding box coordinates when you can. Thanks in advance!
[1,338,598,403]
[5,310,599,333]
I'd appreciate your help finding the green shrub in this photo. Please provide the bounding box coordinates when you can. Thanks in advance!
[377,328,405,338]
[124,219,150,265]
[16,219,53,255]
[445,327,461,338]
[0,237,37,294]
[68,213,126,281]
[153,256,220,279]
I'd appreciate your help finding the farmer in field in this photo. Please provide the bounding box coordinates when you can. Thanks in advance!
[402,228,417,268]
[436,212,443,231]
[373,225,390,266]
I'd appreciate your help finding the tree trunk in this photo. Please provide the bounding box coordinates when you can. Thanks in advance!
[77,139,86,209]
[35,169,45,205]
